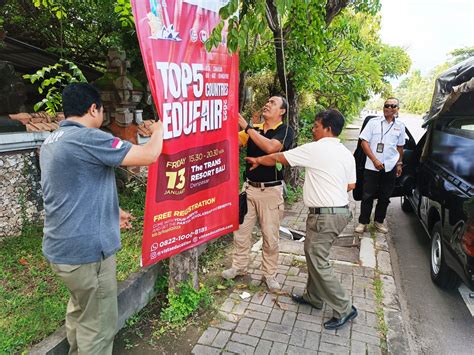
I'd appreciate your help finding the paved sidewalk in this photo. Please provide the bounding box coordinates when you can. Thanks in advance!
[192,202,409,354]
[192,121,409,354]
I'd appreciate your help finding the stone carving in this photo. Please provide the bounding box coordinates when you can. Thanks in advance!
[94,49,144,127]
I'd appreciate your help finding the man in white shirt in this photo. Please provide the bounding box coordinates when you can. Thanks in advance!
[246,109,358,330]
[354,98,405,234]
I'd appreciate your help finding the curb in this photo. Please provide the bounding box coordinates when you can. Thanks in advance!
[372,231,411,354]
[28,262,163,354]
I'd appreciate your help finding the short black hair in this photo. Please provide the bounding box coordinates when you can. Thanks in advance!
[384,97,400,105]
[62,83,103,118]
[315,109,345,136]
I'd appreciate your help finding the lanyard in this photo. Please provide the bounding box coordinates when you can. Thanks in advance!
[380,119,395,143]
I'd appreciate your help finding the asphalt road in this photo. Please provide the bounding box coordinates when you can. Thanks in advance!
[386,200,474,354]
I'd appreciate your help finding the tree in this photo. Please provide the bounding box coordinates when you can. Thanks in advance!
[394,46,471,114]
[210,0,410,184]
[449,46,474,64]
[1,0,138,72]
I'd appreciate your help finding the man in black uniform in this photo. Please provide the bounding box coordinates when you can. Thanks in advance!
[222,95,295,291]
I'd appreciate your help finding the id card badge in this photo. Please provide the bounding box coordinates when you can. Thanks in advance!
[376,143,384,153]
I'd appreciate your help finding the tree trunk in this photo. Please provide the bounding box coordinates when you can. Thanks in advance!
[283,81,300,185]
[239,70,248,112]
[266,0,300,186]
[168,248,199,291]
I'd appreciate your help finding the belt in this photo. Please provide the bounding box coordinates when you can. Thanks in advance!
[247,180,282,188]
[309,206,349,214]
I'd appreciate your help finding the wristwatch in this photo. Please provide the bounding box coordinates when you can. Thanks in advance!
[396,162,403,166]
[245,123,254,133]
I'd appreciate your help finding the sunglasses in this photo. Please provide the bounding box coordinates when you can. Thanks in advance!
[384,104,398,109]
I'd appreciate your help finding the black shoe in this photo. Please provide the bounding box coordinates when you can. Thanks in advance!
[291,294,322,309]
[323,306,358,330]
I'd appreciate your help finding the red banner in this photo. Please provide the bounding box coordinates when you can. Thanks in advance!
[131,0,239,267]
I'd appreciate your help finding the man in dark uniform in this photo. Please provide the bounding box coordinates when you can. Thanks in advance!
[222,95,295,291]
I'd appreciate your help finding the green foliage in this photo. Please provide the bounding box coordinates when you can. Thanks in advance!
[160,280,213,325]
[23,59,87,115]
[394,61,451,115]
[114,0,135,28]
[285,184,303,204]
[449,46,474,64]
[32,0,67,19]
[0,225,69,353]
[3,1,139,70]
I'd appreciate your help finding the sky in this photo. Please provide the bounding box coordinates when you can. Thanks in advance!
[380,0,474,75]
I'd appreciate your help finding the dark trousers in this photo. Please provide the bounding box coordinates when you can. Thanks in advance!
[359,168,397,224]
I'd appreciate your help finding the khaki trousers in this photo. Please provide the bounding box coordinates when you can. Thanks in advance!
[51,255,118,355]
[232,184,284,278]
[303,212,353,318]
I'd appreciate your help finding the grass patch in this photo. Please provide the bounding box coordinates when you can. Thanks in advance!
[0,225,68,353]
[0,178,149,353]
[285,184,303,205]
[373,274,389,350]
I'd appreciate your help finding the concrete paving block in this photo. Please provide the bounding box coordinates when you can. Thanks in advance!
[247,303,273,314]
[255,339,272,355]
[320,332,350,347]
[350,340,367,354]
[360,237,376,268]
[261,330,290,343]
[268,308,284,323]
[191,344,221,354]
[281,311,297,327]
[298,303,313,315]
[352,323,380,338]
[220,299,236,313]
[294,320,322,332]
[235,317,253,333]
[287,345,318,355]
[319,341,349,354]
[248,325,264,338]
[289,328,307,347]
[214,319,237,331]
[225,341,255,355]
[265,322,293,335]
[375,235,389,251]
[363,267,375,278]
[296,312,323,324]
[212,330,232,348]
[350,331,381,346]
[251,291,266,305]
[381,274,400,310]
[247,310,269,321]
[231,332,260,347]
[367,343,383,355]
[384,308,410,354]
[197,327,219,345]
[270,341,288,354]
[377,250,392,275]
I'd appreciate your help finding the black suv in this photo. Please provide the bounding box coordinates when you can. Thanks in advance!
[354,59,474,291]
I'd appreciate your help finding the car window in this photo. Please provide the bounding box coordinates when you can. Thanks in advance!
[448,117,474,131]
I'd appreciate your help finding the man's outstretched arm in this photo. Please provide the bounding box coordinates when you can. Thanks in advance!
[245,152,289,171]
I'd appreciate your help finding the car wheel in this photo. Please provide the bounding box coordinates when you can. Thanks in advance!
[430,222,460,289]
[401,196,413,213]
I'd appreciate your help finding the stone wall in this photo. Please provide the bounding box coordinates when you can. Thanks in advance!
[0,149,44,237]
